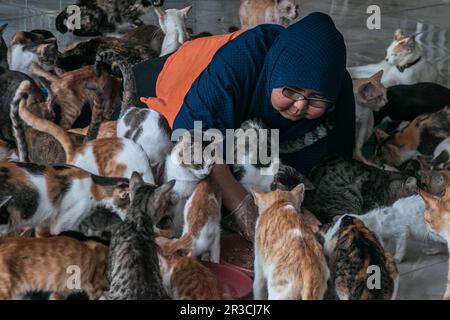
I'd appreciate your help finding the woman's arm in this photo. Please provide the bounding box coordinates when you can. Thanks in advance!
[210,163,248,211]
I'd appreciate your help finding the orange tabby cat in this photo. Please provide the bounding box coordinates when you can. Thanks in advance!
[68,121,117,139]
[0,236,108,300]
[239,0,299,29]
[252,184,329,300]
[156,240,222,300]
[419,186,450,300]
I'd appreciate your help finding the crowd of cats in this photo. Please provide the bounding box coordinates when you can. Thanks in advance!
[0,0,449,300]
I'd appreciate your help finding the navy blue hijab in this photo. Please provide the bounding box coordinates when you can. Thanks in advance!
[173,12,355,174]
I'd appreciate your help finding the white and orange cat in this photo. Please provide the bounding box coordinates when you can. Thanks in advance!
[252,184,329,300]
[156,176,222,262]
[239,0,299,29]
[420,187,450,300]
[349,29,439,87]
[15,81,154,183]
[353,70,388,164]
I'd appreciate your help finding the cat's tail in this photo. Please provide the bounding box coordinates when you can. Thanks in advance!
[10,81,30,162]
[95,50,136,118]
[55,8,68,34]
[16,82,76,162]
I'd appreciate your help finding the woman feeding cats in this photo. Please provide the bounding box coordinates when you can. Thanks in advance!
[133,12,355,242]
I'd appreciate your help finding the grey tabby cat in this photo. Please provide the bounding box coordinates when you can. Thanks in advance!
[303,157,417,223]
[103,172,174,300]
[0,24,8,71]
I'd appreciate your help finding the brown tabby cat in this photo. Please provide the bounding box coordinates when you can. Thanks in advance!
[419,187,450,300]
[30,62,121,130]
[252,184,329,299]
[0,236,108,300]
[373,107,450,168]
[239,0,299,29]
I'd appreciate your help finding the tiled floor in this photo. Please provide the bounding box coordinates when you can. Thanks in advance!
[1,0,449,300]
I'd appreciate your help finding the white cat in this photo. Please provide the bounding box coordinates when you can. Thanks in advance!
[350,195,447,262]
[348,29,439,87]
[154,5,192,57]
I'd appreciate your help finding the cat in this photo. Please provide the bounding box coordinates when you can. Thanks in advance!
[252,184,329,299]
[16,83,155,184]
[350,195,447,263]
[322,215,399,300]
[103,172,173,300]
[373,107,450,168]
[373,83,450,132]
[0,70,45,143]
[419,187,450,300]
[353,70,388,164]
[30,62,121,130]
[121,24,164,55]
[0,236,108,300]
[0,24,8,71]
[0,161,129,236]
[157,248,223,300]
[156,176,222,263]
[154,5,192,57]
[239,0,299,29]
[348,29,439,87]
[414,147,450,197]
[303,157,418,223]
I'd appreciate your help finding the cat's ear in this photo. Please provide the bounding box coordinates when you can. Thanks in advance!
[157,252,169,272]
[155,180,176,201]
[129,172,144,200]
[180,4,193,17]
[374,128,389,144]
[0,24,7,34]
[394,29,405,41]
[419,190,439,210]
[0,195,12,209]
[291,183,305,203]
[251,190,264,208]
[371,70,384,83]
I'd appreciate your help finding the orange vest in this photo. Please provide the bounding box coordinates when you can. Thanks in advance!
[140,30,246,127]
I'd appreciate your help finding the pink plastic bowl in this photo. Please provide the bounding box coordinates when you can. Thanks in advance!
[202,261,253,300]
[220,233,254,278]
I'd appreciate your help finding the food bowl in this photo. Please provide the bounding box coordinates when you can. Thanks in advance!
[220,233,254,278]
[202,261,253,300]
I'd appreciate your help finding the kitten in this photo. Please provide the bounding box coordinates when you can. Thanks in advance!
[351,195,447,262]
[239,0,299,29]
[157,250,223,300]
[323,215,399,300]
[373,82,450,132]
[154,5,192,56]
[348,29,439,87]
[0,236,108,300]
[0,24,8,71]
[373,107,450,168]
[416,148,450,197]
[303,157,418,223]
[353,70,388,164]
[419,187,450,300]
[252,184,329,299]
[16,83,155,184]
[0,161,129,236]
[157,176,222,263]
[30,62,121,130]
[103,172,173,300]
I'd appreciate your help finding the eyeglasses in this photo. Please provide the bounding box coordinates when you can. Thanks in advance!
[281,87,333,109]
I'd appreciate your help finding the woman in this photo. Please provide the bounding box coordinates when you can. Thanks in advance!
[134,12,355,241]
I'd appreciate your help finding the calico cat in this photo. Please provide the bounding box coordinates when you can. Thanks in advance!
[303,157,418,223]
[323,215,399,300]
[374,83,450,131]
[0,24,8,71]
[16,84,155,183]
[157,176,222,263]
[351,195,447,262]
[252,184,329,300]
[157,250,223,300]
[154,5,192,56]
[103,172,173,300]
[0,236,108,300]
[0,161,129,236]
[348,29,439,87]
[30,62,121,130]
[373,107,450,168]
[419,187,450,300]
[353,70,388,164]
[239,0,299,29]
